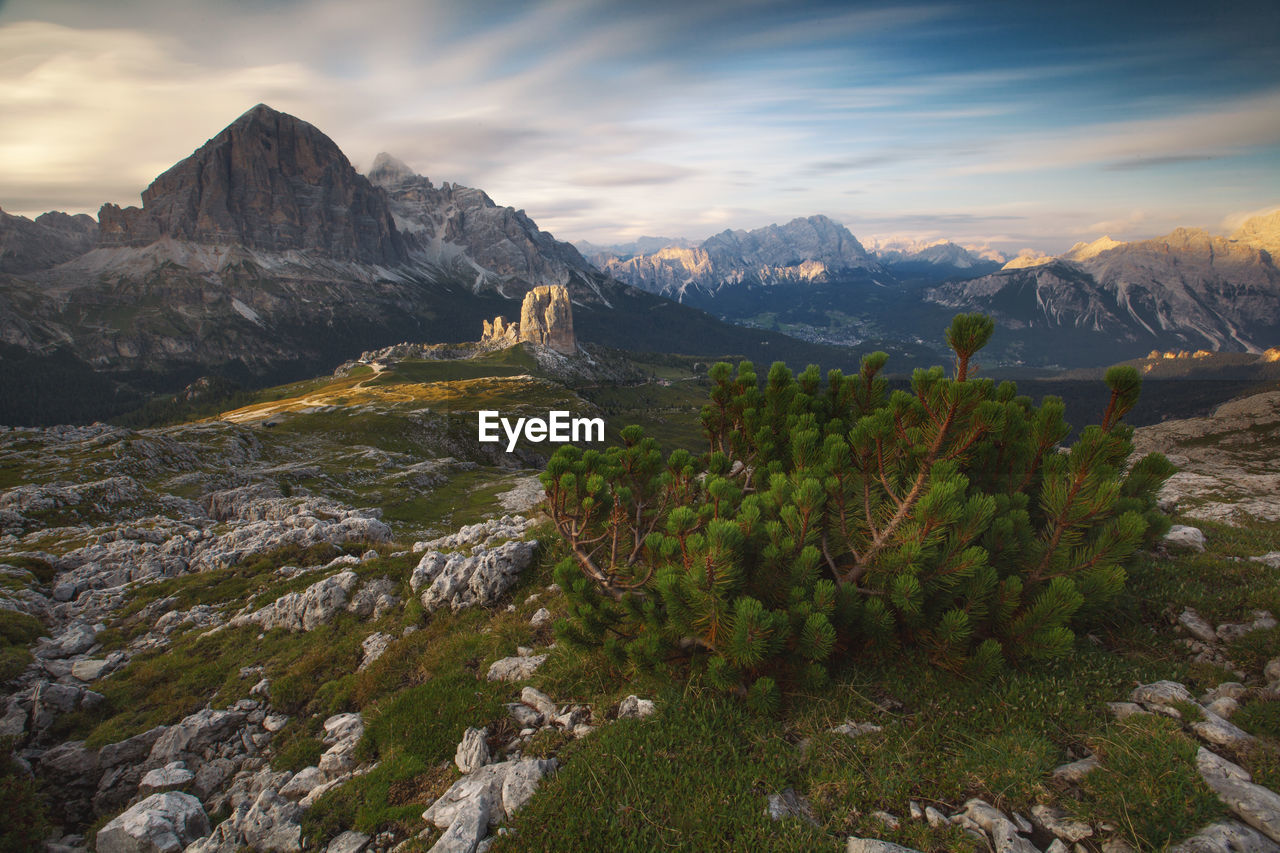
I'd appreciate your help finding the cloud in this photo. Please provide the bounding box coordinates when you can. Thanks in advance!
[1103,154,1216,171]
[569,163,697,187]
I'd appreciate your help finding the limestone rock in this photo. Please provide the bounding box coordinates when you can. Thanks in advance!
[359,632,394,670]
[1180,609,1220,644]
[1170,820,1280,852]
[1197,748,1280,842]
[1166,525,1208,552]
[1053,756,1101,784]
[455,727,491,774]
[237,571,358,632]
[1031,804,1094,843]
[518,286,576,354]
[138,761,195,796]
[617,695,656,720]
[422,758,557,830]
[847,840,924,853]
[765,788,818,826]
[486,655,547,682]
[326,831,371,853]
[95,791,209,853]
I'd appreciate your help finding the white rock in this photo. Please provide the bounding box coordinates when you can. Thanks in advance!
[1196,747,1280,842]
[138,761,194,796]
[1165,525,1207,552]
[1179,609,1220,643]
[1053,756,1101,784]
[1031,804,1093,843]
[618,695,656,719]
[455,727,490,774]
[326,830,371,853]
[1192,710,1257,751]
[422,758,557,830]
[95,791,209,853]
[486,655,547,682]
[72,658,110,681]
[847,841,922,853]
[1169,820,1280,852]
[871,811,899,830]
[279,766,325,801]
[530,607,552,626]
[520,687,557,718]
[1131,680,1196,709]
[359,632,394,671]
[831,720,883,738]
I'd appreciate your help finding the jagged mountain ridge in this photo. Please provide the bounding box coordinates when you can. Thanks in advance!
[927,214,1280,356]
[0,208,99,275]
[599,214,879,300]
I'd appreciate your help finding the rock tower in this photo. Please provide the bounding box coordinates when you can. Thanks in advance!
[481,285,576,355]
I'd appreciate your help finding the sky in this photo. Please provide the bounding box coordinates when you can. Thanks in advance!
[1,0,1278,256]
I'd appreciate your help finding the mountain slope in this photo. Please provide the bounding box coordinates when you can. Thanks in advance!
[927,214,1280,362]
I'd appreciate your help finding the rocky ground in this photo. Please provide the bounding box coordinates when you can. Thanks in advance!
[2,383,1280,852]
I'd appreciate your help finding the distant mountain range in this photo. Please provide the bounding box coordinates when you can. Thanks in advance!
[593,211,1280,365]
[0,105,881,425]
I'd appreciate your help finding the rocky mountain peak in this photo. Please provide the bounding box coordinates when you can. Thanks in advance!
[97,103,406,265]
[0,207,99,274]
[367,152,424,189]
[1231,209,1280,255]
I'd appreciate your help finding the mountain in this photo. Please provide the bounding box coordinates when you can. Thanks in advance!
[0,208,98,274]
[366,152,607,302]
[927,213,1280,363]
[0,106,875,426]
[600,215,878,300]
[98,104,405,265]
[867,238,1004,278]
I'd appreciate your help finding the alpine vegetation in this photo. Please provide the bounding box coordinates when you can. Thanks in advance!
[541,314,1175,709]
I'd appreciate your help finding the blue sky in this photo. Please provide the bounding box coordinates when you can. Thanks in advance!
[1,0,1277,255]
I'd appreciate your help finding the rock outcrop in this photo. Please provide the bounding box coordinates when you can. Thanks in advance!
[98,104,405,266]
[479,285,576,355]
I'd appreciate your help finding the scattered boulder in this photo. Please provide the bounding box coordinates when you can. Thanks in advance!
[1031,803,1093,843]
[236,571,359,632]
[1196,747,1280,843]
[359,632,394,670]
[422,757,557,851]
[1170,820,1280,852]
[414,540,537,613]
[765,788,818,826]
[455,727,491,774]
[617,695,656,720]
[831,720,883,738]
[95,791,210,853]
[1165,525,1207,552]
[1179,609,1220,644]
[486,655,547,682]
[847,840,923,853]
[138,761,195,796]
[1052,756,1100,784]
[326,831,371,853]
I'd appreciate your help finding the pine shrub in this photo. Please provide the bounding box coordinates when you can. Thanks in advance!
[541,315,1173,695]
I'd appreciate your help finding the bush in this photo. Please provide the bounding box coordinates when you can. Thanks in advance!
[542,315,1172,696]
